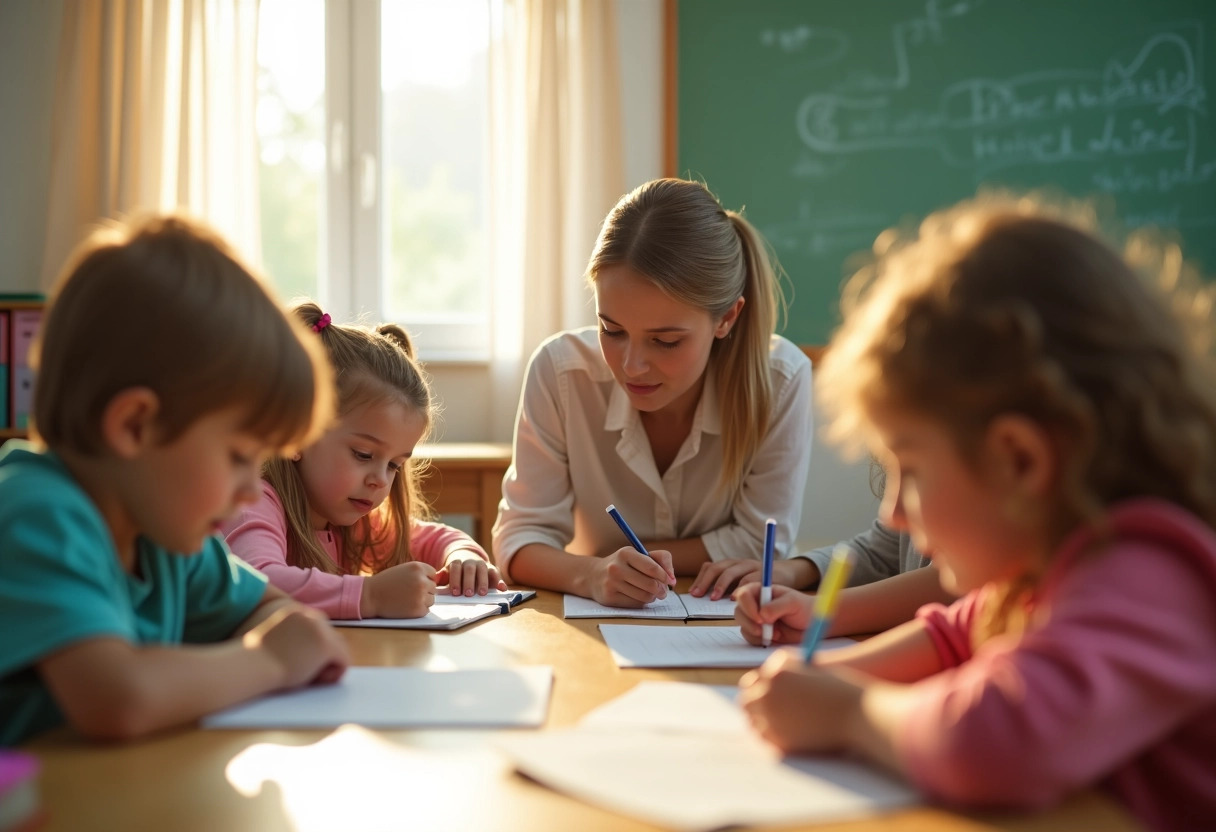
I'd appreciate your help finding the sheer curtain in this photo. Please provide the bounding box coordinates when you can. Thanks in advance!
[488,0,626,441]
[40,0,261,287]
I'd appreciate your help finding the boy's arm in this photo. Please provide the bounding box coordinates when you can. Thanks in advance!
[37,599,348,741]
[229,583,297,636]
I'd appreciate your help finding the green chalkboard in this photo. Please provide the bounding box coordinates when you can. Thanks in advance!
[677,0,1216,344]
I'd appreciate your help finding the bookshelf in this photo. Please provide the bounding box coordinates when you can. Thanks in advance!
[0,295,44,442]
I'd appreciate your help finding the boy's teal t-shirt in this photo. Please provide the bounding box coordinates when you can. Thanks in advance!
[0,441,269,745]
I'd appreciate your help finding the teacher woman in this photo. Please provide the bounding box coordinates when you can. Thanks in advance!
[492,178,814,607]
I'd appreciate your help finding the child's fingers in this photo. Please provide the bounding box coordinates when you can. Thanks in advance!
[764,591,809,624]
[738,617,767,645]
[489,566,507,591]
[444,565,463,595]
[457,561,476,593]
[733,582,762,618]
[773,621,804,644]
[314,661,346,685]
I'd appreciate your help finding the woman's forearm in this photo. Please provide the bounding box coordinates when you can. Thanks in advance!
[507,543,596,595]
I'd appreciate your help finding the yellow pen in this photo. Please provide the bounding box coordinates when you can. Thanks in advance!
[801,545,854,663]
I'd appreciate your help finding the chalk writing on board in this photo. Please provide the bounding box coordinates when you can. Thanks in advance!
[764,7,1215,262]
[795,26,1206,175]
[759,26,849,65]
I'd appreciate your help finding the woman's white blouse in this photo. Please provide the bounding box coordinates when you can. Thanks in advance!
[492,327,813,582]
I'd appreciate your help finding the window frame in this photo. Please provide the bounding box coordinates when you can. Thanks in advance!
[320,0,491,362]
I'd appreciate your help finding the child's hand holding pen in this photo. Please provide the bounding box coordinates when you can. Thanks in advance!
[733,584,817,645]
[738,650,865,755]
[734,545,854,647]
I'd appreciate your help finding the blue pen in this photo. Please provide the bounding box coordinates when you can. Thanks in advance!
[801,545,854,663]
[605,504,650,556]
[760,518,776,646]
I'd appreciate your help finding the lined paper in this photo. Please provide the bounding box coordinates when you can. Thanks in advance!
[599,625,852,668]
[563,593,736,620]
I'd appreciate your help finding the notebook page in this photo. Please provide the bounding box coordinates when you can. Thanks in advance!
[333,604,501,629]
[434,590,535,606]
[599,625,853,668]
[677,593,736,619]
[563,593,689,619]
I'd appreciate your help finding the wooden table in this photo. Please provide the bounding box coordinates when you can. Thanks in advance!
[25,587,1139,832]
[415,442,512,551]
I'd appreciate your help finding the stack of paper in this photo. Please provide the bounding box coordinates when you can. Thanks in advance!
[501,681,919,830]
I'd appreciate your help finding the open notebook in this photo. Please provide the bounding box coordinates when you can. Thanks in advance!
[335,590,535,631]
[563,593,735,620]
[435,588,536,613]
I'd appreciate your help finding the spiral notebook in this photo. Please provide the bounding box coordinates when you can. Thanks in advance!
[434,588,536,612]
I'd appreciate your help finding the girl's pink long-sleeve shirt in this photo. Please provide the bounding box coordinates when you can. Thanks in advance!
[897,499,1216,831]
[222,480,489,619]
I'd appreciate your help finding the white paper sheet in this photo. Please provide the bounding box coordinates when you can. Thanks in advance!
[579,681,747,735]
[333,604,502,630]
[598,624,853,668]
[501,727,919,831]
[203,666,553,729]
[563,593,735,620]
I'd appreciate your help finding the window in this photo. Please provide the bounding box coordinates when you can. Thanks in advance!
[257,0,491,360]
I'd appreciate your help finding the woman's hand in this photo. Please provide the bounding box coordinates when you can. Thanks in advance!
[586,546,676,608]
[689,558,820,599]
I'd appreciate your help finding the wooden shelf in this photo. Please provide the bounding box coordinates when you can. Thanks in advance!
[415,442,512,551]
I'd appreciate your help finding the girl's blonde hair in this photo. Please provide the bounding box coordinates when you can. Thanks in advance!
[33,214,332,456]
[818,194,1216,642]
[586,178,786,491]
[263,302,435,576]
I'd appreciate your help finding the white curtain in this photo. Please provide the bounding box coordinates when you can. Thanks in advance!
[488,0,627,441]
[40,0,261,288]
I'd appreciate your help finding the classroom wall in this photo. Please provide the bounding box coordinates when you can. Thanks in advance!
[0,0,62,294]
[0,0,876,550]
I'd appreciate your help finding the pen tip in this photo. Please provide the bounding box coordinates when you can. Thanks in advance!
[605,504,616,513]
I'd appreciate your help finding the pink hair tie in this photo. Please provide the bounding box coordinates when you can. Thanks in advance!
[312,313,332,333]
